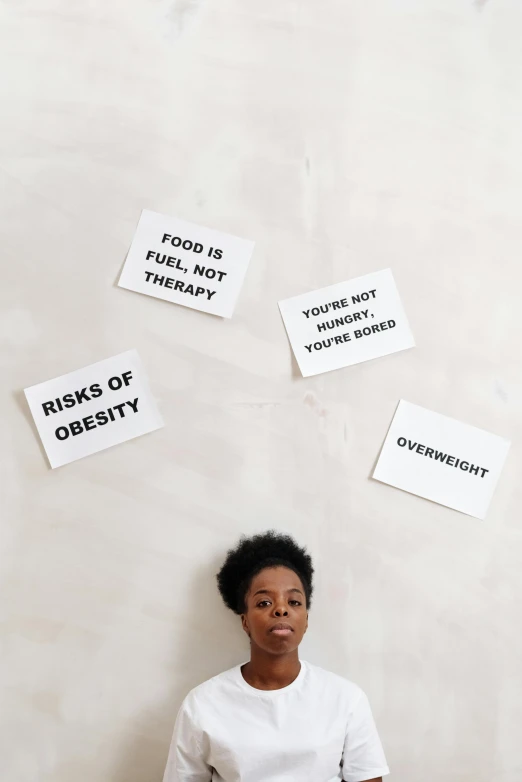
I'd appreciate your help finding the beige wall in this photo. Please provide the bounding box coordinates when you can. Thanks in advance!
[1,1,521,780]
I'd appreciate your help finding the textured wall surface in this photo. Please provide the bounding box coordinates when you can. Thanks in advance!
[1,1,521,780]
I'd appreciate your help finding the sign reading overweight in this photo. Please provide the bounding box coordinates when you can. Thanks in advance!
[278,269,415,377]
[373,400,510,519]
[118,210,255,318]
[24,350,163,468]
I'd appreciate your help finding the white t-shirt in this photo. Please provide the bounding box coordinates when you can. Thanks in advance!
[163,661,389,782]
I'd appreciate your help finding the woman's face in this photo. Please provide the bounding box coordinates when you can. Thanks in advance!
[241,566,308,655]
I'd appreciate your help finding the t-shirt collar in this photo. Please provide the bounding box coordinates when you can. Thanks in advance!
[233,660,307,697]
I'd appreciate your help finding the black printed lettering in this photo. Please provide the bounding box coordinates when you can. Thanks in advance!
[127,398,139,414]
[399,445,489,479]
[62,393,75,408]
[83,415,96,432]
[108,376,123,391]
[74,388,90,404]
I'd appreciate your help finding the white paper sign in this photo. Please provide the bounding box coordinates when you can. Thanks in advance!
[24,350,163,468]
[278,269,415,377]
[373,400,510,519]
[118,210,255,318]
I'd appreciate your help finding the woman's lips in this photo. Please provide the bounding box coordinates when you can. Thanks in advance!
[270,623,293,636]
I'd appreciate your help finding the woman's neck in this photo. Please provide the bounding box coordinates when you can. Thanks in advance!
[241,649,301,691]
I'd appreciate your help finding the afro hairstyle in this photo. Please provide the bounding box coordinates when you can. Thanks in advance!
[216,530,314,614]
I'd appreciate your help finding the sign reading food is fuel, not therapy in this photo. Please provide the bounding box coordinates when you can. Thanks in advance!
[373,400,511,519]
[278,269,415,377]
[118,209,255,318]
[24,350,163,468]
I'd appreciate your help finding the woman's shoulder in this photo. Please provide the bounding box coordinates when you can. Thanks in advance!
[302,661,366,701]
[180,664,242,712]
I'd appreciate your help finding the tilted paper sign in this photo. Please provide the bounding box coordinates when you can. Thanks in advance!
[278,269,415,377]
[372,400,510,519]
[118,210,255,318]
[24,350,164,468]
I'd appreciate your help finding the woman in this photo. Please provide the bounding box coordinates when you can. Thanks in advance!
[163,531,389,782]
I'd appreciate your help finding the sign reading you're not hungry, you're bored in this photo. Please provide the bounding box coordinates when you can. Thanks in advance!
[278,269,415,377]
[24,350,164,468]
[118,210,255,318]
[373,400,511,519]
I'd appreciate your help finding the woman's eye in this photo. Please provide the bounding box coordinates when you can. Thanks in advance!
[289,600,302,606]
[257,600,271,607]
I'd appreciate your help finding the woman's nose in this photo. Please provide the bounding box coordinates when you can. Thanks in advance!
[274,606,289,617]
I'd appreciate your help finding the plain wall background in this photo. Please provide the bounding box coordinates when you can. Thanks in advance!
[1,1,521,780]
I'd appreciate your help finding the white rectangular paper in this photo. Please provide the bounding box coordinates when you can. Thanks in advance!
[118,209,255,318]
[24,350,164,468]
[373,400,510,519]
[278,269,415,377]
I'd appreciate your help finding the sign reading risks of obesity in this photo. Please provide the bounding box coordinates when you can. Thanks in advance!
[278,269,415,377]
[373,400,511,519]
[24,350,164,468]
[118,210,255,318]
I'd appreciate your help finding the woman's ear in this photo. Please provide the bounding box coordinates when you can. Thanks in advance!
[241,613,250,637]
